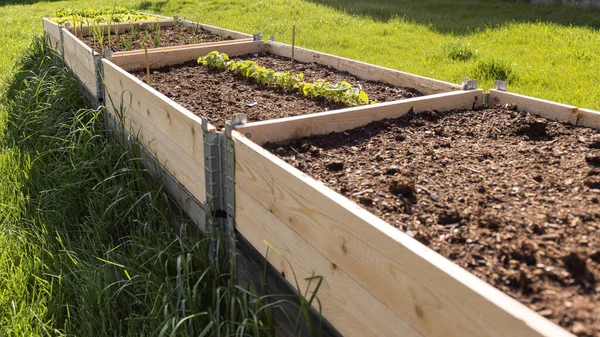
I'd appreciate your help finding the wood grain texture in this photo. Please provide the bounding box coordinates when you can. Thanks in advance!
[233,131,573,337]
[112,38,254,57]
[576,108,600,129]
[180,19,253,40]
[42,18,61,52]
[236,90,482,146]
[109,40,264,72]
[62,28,98,98]
[489,89,579,125]
[102,59,210,203]
[236,186,422,337]
[265,41,462,95]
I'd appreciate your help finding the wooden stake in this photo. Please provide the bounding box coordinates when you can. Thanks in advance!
[145,45,151,85]
[291,24,296,69]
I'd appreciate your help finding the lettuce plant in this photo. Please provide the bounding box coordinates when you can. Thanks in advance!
[197,51,370,106]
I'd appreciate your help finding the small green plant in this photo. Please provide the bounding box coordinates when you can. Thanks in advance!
[198,50,230,69]
[219,28,228,41]
[128,21,136,40]
[92,23,105,51]
[152,23,161,48]
[122,35,132,50]
[144,29,151,47]
[198,51,370,106]
[443,41,476,62]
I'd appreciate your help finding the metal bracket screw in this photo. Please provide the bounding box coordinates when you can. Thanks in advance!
[494,80,507,91]
[462,78,478,90]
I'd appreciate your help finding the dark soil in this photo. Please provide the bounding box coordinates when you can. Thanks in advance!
[266,107,600,337]
[81,24,228,53]
[133,53,423,128]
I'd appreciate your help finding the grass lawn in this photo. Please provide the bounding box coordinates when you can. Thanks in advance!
[1,0,599,109]
[0,0,599,335]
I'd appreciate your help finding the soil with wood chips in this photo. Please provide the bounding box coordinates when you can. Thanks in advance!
[80,24,228,53]
[265,107,600,337]
[134,53,422,128]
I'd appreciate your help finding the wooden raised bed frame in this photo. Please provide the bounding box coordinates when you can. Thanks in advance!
[44,13,600,337]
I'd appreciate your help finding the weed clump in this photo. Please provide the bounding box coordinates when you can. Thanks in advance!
[443,41,476,62]
[471,58,517,83]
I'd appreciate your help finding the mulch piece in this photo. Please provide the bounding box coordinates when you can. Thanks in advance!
[266,107,600,337]
[80,24,228,53]
[133,53,423,128]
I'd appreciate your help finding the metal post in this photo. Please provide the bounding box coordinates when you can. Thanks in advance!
[494,80,507,91]
[94,54,104,103]
[462,77,478,90]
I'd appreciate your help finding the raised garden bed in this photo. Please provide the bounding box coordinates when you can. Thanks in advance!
[134,53,423,128]
[264,107,600,336]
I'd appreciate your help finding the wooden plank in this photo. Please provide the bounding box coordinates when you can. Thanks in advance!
[180,19,253,40]
[112,38,254,57]
[265,41,462,95]
[236,90,482,146]
[576,108,600,129]
[139,12,171,20]
[236,186,422,337]
[233,131,573,337]
[103,59,215,154]
[489,89,579,125]
[67,19,173,37]
[102,59,210,203]
[236,231,342,337]
[42,18,61,52]
[108,40,264,72]
[62,28,97,98]
[104,84,207,204]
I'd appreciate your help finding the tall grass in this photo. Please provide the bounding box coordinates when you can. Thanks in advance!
[0,37,291,336]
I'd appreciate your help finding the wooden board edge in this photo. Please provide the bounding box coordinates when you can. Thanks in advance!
[42,18,62,50]
[101,58,217,134]
[62,27,94,55]
[108,40,264,72]
[102,71,208,204]
[235,90,482,146]
[112,38,255,57]
[265,41,462,94]
[235,185,423,337]
[488,89,579,125]
[232,130,574,337]
[138,12,172,20]
[577,108,600,129]
[180,19,253,40]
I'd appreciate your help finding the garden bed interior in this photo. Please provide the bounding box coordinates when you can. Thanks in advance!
[133,52,424,128]
[79,22,233,54]
[261,106,600,337]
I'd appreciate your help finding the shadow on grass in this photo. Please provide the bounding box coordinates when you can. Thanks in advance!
[303,0,600,34]
[0,0,61,7]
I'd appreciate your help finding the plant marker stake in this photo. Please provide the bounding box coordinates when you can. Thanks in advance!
[145,45,151,85]
[291,24,296,69]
